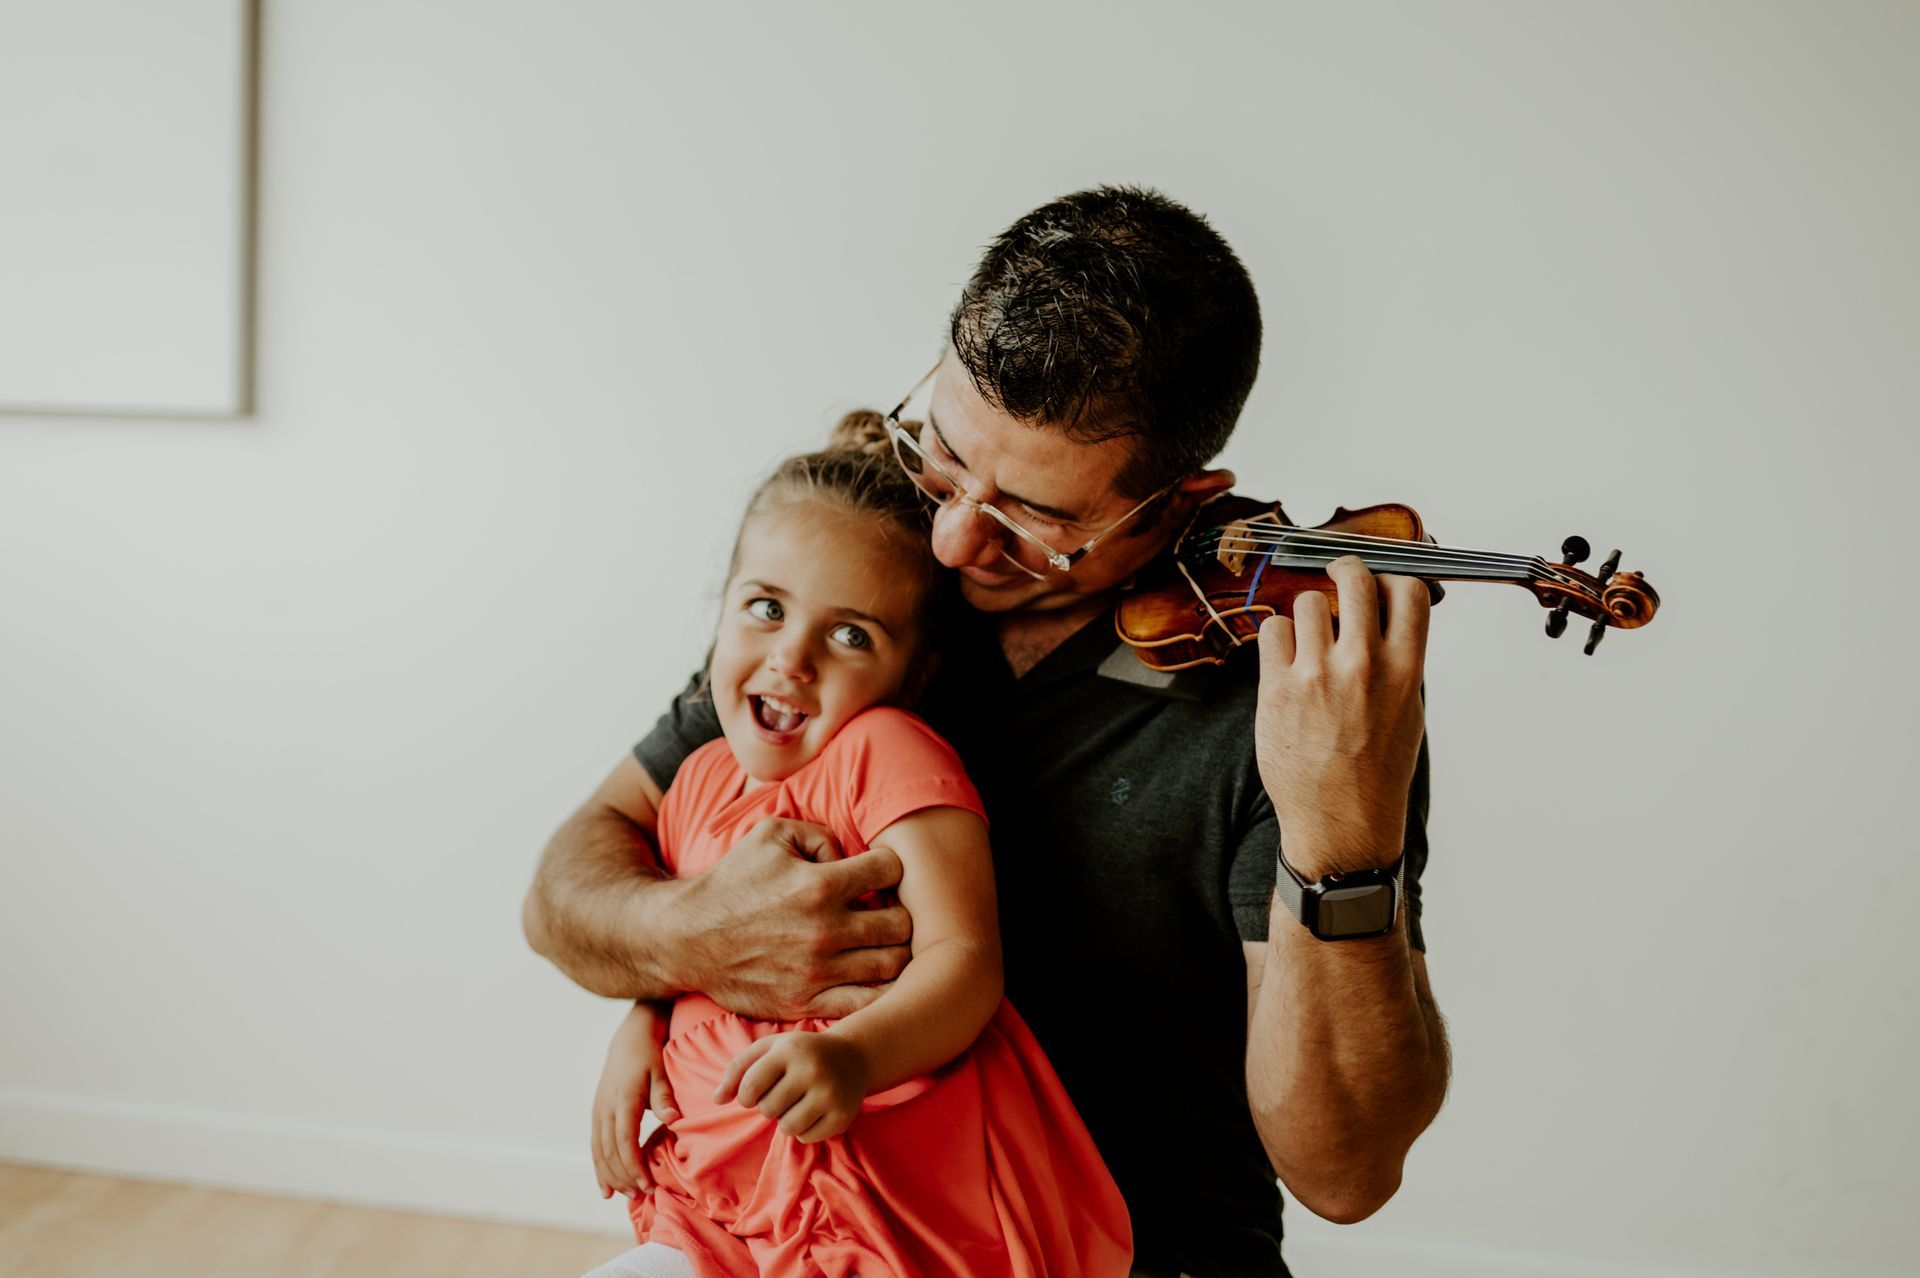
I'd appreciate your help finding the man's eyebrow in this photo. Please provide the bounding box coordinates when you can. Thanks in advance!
[737,580,894,638]
[926,408,1087,524]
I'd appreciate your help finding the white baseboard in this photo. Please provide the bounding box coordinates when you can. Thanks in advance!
[0,1088,1739,1277]
[0,1086,630,1236]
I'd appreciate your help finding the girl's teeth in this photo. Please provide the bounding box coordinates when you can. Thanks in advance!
[755,697,805,733]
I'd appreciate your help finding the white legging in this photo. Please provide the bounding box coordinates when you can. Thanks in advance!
[581,1244,694,1278]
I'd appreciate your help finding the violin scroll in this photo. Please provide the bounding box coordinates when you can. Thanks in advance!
[1533,536,1661,655]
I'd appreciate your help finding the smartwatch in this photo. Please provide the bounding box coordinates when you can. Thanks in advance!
[1275,850,1404,941]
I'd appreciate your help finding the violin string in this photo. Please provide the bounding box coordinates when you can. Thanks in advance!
[1197,525,1585,574]
[1208,538,1535,575]
[1243,552,1555,582]
[1196,530,1588,590]
[1202,526,1534,567]
[1204,533,1558,579]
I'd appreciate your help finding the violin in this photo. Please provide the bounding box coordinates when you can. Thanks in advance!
[1115,494,1660,671]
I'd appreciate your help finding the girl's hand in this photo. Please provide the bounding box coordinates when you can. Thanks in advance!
[712,1030,870,1144]
[591,1007,680,1200]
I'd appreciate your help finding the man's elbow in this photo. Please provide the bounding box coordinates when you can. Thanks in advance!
[1250,1102,1416,1224]
[1283,1162,1403,1224]
[521,882,557,960]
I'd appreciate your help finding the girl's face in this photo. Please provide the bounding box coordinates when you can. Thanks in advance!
[711,499,927,783]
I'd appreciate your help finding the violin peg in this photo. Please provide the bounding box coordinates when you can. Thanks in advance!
[1559,536,1590,567]
[1583,619,1607,655]
[1546,605,1569,639]
[1597,548,1621,580]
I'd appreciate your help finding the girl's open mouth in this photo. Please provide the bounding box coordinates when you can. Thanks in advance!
[750,694,809,736]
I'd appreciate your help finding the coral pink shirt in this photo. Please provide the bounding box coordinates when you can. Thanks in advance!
[631,706,1132,1277]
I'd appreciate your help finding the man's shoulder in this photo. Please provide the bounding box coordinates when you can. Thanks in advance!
[663,735,742,800]
[1091,642,1262,717]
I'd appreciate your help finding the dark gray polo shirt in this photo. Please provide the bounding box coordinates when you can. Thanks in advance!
[634,607,1430,1278]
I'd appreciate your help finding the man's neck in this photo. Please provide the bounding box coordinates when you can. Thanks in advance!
[980,519,1188,677]
[993,598,1113,679]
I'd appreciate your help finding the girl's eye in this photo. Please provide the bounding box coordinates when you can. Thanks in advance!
[829,623,872,651]
[746,598,783,623]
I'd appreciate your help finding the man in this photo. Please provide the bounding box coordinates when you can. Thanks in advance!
[525,186,1448,1278]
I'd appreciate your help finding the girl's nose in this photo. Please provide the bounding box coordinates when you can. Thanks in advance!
[768,636,816,683]
[928,499,1007,571]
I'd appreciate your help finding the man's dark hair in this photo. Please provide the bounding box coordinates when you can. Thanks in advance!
[949,185,1262,499]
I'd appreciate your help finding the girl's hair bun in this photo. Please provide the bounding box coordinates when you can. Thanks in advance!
[828,409,895,458]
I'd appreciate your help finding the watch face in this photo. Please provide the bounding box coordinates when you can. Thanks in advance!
[1316,882,1396,938]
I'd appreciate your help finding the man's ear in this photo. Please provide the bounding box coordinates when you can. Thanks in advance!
[1135,467,1235,543]
[1177,467,1236,504]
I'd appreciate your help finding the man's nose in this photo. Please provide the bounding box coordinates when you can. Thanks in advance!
[928,499,1006,570]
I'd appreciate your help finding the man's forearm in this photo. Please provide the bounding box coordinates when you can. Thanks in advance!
[1246,907,1449,1224]
[522,803,691,1000]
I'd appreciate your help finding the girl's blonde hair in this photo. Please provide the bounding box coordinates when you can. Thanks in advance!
[744,410,927,537]
[725,411,957,688]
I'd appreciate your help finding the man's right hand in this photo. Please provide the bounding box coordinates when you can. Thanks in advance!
[676,817,913,1020]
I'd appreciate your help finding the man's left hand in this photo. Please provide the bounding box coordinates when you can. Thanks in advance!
[1254,556,1429,880]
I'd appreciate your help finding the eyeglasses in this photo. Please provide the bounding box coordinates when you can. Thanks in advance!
[883,363,1180,577]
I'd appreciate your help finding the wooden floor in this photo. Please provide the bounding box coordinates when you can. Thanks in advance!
[0,1162,633,1278]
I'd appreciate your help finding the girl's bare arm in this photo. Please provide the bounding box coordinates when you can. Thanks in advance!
[821,806,1002,1092]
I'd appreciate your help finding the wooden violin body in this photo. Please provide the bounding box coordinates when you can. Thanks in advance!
[1115,494,1660,671]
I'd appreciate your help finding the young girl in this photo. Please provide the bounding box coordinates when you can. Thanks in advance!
[587,416,1132,1278]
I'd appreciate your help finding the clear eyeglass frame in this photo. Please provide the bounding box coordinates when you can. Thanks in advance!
[882,362,1180,577]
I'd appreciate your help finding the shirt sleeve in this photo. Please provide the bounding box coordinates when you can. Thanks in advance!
[1227,785,1283,943]
[631,670,724,791]
[1229,731,1432,952]
[826,707,987,846]
[1400,731,1431,953]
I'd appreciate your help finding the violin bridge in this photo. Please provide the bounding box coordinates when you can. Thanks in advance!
[1217,519,1254,576]
[1215,514,1287,577]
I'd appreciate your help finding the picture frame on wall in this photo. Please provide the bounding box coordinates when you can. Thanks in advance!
[0,0,257,417]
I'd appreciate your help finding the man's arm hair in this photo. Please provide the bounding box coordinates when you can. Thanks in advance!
[1242,927,1449,1224]
[522,755,692,999]
[1238,727,1445,1222]
[527,737,917,1018]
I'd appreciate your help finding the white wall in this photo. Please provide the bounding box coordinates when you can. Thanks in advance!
[2,3,1915,1275]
